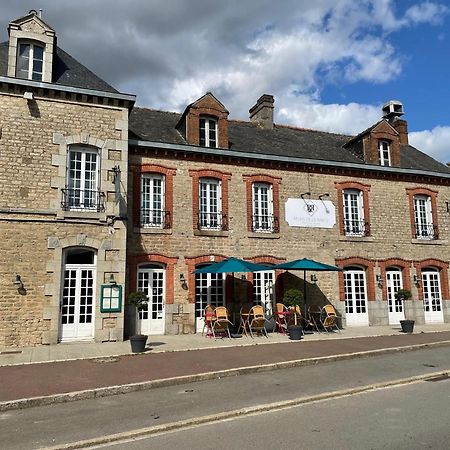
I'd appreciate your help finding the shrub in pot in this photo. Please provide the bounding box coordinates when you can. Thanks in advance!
[395,289,414,333]
[128,291,149,352]
[283,288,304,339]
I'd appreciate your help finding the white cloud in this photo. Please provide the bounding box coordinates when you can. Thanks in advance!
[410,127,450,164]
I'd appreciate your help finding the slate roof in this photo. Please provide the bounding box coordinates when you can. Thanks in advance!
[129,108,450,175]
[0,41,117,93]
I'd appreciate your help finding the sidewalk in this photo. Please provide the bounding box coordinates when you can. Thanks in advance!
[1,324,450,410]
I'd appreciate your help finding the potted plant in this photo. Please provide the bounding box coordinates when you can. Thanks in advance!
[283,288,304,340]
[395,289,414,333]
[128,291,149,352]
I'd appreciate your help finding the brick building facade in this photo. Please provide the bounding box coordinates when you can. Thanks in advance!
[1,12,450,347]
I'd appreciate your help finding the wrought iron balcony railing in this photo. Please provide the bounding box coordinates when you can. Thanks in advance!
[251,214,279,233]
[61,188,105,212]
[415,224,438,240]
[343,219,370,236]
[140,209,171,229]
[198,212,228,231]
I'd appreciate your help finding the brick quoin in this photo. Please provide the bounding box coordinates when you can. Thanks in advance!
[188,169,231,230]
[336,257,376,301]
[335,181,371,236]
[377,258,412,301]
[128,254,178,304]
[243,174,281,232]
[406,187,439,239]
[413,259,449,301]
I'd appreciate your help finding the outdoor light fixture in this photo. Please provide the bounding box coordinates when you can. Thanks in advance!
[14,274,24,289]
[310,274,318,283]
[180,273,188,290]
[413,274,420,287]
[318,193,330,200]
[300,192,311,199]
[109,273,117,285]
[111,165,121,183]
[376,275,383,289]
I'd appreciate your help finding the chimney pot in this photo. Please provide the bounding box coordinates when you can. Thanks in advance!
[249,94,274,129]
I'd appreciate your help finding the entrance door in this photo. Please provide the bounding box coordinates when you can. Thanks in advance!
[253,270,275,315]
[344,268,369,326]
[386,268,405,324]
[60,249,96,341]
[195,269,225,332]
[422,269,444,323]
[137,265,165,335]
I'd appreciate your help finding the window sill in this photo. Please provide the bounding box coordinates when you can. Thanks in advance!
[411,238,445,245]
[134,227,172,235]
[339,235,375,243]
[194,229,229,237]
[248,232,280,239]
[57,210,107,221]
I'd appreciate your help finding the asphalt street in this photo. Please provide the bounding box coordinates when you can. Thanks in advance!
[1,346,449,449]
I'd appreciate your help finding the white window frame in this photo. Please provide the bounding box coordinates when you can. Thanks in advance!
[199,116,218,148]
[252,182,274,232]
[199,178,222,230]
[66,146,101,211]
[141,173,165,228]
[378,140,391,166]
[413,195,434,239]
[16,41,45,81]
[343,189,365,236]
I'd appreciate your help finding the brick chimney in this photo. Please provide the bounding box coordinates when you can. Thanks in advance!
[382,100,408,145]
[249,94,274,129]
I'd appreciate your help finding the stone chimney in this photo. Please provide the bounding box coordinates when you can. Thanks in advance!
[249,94,274,129]
[382,100,408,145]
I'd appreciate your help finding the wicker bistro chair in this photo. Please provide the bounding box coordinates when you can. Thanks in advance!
[247,305,269,338]
[212,306,233,339]
[274,303,289,334]
[202,304,216,338]
[320,304,340,333]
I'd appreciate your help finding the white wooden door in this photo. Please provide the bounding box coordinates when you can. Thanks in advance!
[195,270,225,332]
[386,269,405,324]
[344,268,369,326]
[422,270,444,323]
[253,270,275,315]
[60,265,95,341]
[137,268,165,335]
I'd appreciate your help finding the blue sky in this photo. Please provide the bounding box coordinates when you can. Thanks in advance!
[1,0,449,163]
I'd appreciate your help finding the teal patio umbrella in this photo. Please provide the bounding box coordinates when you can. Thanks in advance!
[194,257,271,274]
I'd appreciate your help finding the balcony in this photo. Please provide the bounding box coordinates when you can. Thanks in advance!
[198,212,228,231]
[140,209,171,229]
[61,188,105,212]
[343,219,370,237]
[415,224,438,240]
[252,214,279,233]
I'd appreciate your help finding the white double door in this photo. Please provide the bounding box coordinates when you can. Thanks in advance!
[344,269,369,326]
[137,267,165,335]
[60,265,95,341]
[386,269,405,324]
[422,270,444,323]
[253,270,275,315]
[195,271,225,332]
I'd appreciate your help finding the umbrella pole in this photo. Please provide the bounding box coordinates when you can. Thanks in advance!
[303,269,307,307]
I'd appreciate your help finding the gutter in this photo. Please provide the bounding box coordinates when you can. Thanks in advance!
[130,139,450,180]
[0,75,136,104]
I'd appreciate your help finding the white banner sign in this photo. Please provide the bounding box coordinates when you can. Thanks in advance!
[285,198,336,228]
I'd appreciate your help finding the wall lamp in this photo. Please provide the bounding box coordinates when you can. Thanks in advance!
[318,193,330,200]
[112,165,121,183]
[180,273,188,290]
[14,274,24,289]
[310,274,318,283]
[376,275,383,289]
[300,192,311,199]
[413,275,420,287]
[109,273,117,286]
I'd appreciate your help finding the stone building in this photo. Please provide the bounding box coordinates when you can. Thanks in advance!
[1,12,450,347]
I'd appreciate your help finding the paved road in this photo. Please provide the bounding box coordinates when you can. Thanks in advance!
[1,346,449,449]
[108,376,450,450]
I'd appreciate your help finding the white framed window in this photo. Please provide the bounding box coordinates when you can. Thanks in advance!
[253,270,275,315]
[199,117,218,148]
[16,41,44,81]
[414,195,434,239]
[141,174,165,228]
[378,140,391,166]
[65,146,101,211]
[252,182,274,232]
[343,189,365,236]
[199,178,222,230]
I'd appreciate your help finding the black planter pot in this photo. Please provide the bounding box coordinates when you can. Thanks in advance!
[130,335,148,353]
[400,320,415,333]
[288,325,303,340]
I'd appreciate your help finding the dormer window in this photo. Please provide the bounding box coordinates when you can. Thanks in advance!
[16,41,44,81]
[378,140,391,166]
[199,116,217,148]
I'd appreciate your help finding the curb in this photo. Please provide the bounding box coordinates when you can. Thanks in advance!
[42,369,449,449]
[2,339,450,412]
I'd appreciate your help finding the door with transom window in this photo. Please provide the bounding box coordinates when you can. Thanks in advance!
[59,248,96,341]
[195,267,225,332]
[253,270,275,315]
[137,264,166,335]
[422,269,444,323]
[386,268,405,324]
[344,267,369,326]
